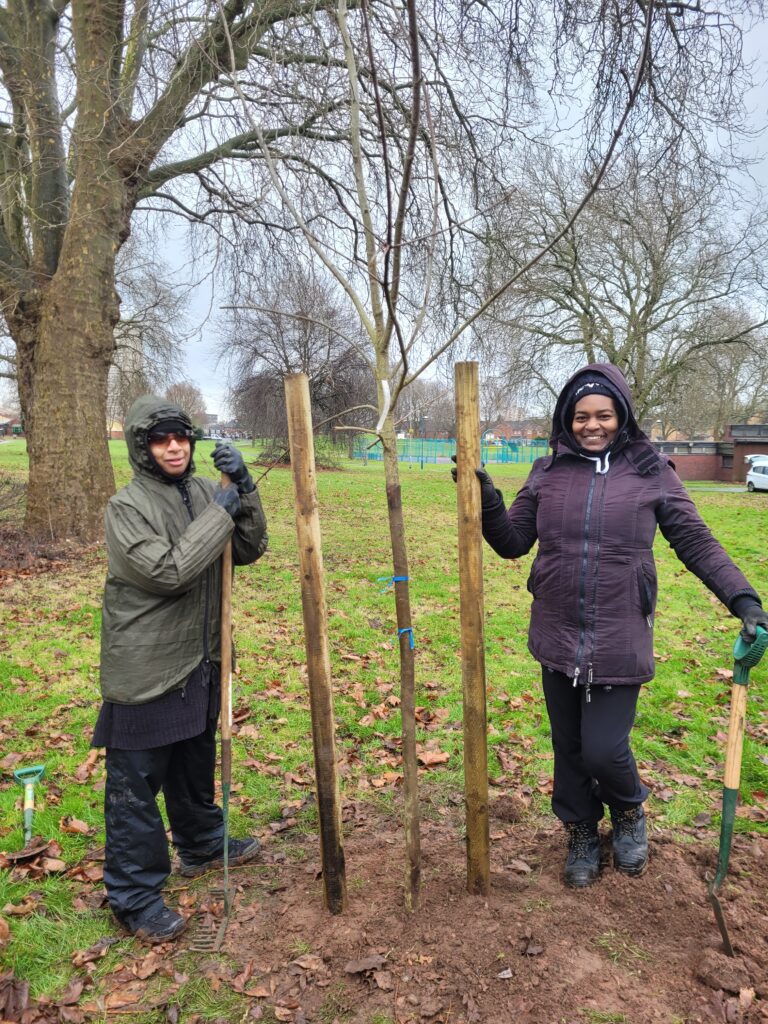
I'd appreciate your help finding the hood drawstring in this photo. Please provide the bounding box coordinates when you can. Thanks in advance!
[581,450,611,475]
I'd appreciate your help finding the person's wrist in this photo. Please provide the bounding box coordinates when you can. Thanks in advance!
[482,488,504,512]
[732,594,762,618]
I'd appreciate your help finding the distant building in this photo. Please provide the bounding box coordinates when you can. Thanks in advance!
[0,410,23,437]
[654,422,768,482]
[485,418,548,441]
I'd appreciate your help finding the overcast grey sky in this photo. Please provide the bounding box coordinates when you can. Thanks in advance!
[178,17,768,420]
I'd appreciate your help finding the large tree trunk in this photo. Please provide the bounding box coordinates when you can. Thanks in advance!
[14,0,131,541]
[20,306,115,541]
[18,176,126,538]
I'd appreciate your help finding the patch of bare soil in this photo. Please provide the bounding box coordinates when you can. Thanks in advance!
[0,528,97,581]
[191,804,768,1024]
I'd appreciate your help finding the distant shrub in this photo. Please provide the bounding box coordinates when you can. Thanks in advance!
[0,473,26,523]
[255,436,347,470]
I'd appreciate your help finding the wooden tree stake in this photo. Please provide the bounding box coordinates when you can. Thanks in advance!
[454,361,490,895]
[284,373,347,914]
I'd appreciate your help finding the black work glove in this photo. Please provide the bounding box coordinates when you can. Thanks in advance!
[212,442,255,494]
[731,595,768,641]
[451,456,504,510]
[213,483,241,520]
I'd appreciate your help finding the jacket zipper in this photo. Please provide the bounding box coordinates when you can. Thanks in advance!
[572,466,597,694]
[584,473,607,703]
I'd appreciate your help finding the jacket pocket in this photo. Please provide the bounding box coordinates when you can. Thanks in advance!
[526,558,538,597]
[636,564,657,618]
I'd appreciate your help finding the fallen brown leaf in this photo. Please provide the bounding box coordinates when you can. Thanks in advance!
[238,725,261,740]
[2,896,40,916]
[344,954,386,974]
[0,969,30,1020]
[244,984,272,998]
[268,818,297,834]
[507,858,532,874]
[416,750,450,767]
[291,954,325,972]
[71,937,119,967]
[134,951,164,980]
[59,816,92,835]
[40,856,67,873]
[736,805,768,822]
[231,959,255,993]
[58,977,85,1005]
[74,749,100,783]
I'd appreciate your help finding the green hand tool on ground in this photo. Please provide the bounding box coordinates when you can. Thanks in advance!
[13,763,45,846]
[708,625,768,956]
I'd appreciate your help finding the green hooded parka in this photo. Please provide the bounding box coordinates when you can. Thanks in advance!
[99,396,268,704]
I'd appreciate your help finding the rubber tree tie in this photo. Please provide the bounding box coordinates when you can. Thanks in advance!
[377,575,409,592]
[398,626,415,650]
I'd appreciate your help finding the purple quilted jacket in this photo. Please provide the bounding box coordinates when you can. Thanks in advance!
[482,364,758,687]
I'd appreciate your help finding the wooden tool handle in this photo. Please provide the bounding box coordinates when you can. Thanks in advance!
[723,682,748,791]
[220,472,233,750]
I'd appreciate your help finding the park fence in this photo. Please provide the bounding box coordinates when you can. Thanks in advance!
[351,436,549,465]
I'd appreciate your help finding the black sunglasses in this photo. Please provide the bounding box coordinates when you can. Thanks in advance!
[147,429,194,445]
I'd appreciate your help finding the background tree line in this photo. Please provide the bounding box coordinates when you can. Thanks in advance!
[0,0,764,540]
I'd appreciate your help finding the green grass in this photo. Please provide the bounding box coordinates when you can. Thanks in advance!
[593,930,651,968]
[579,1012,628,1024]
[1,446,768,1016]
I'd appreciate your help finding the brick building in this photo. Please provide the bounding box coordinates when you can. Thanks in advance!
[655,424,768,483]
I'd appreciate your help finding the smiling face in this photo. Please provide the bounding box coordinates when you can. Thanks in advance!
[571,394,619,452]
[148,433,192,477]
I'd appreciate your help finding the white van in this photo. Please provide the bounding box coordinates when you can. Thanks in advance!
[744,453,768,466]
[746,463,768,492]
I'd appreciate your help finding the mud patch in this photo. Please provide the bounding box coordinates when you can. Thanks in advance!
[187,809,768,1023]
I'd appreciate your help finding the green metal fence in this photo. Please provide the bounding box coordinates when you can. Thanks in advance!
[352,436,549,465]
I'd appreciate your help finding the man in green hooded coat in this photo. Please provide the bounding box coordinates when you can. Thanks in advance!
[93,396,268,942]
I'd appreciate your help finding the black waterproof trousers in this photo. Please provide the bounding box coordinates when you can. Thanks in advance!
[103,716,224,918]
[541,666,649,824]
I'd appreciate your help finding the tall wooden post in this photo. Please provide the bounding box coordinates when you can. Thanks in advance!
[454,361,490,895]
[284,373,347,914]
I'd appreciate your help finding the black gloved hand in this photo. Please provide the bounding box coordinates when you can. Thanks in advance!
[731,595,768,641]
[213,483,241,519]
[450,455,503,509]
[212,442,255,494]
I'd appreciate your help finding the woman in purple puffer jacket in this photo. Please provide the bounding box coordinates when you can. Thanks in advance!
[475,364,768,888]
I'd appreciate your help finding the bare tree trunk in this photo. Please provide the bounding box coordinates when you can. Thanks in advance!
[19,173,124,538]
[20,314,114,540]
[379,412,420,910]
[1,0,132,540]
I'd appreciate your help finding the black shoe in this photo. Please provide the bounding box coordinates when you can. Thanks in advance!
[610,805,648,876]
[179,836,261,878]
[563,822,600,888]
[115,904,186,944]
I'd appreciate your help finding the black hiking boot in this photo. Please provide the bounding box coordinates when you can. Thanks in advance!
[610,805,649,876]
[115,904,187,944]
[178,836,261,878]
[563,822,600,888]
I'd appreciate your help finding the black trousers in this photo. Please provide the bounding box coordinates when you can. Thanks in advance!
[103,717,224,918]
[541,667,649,824]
